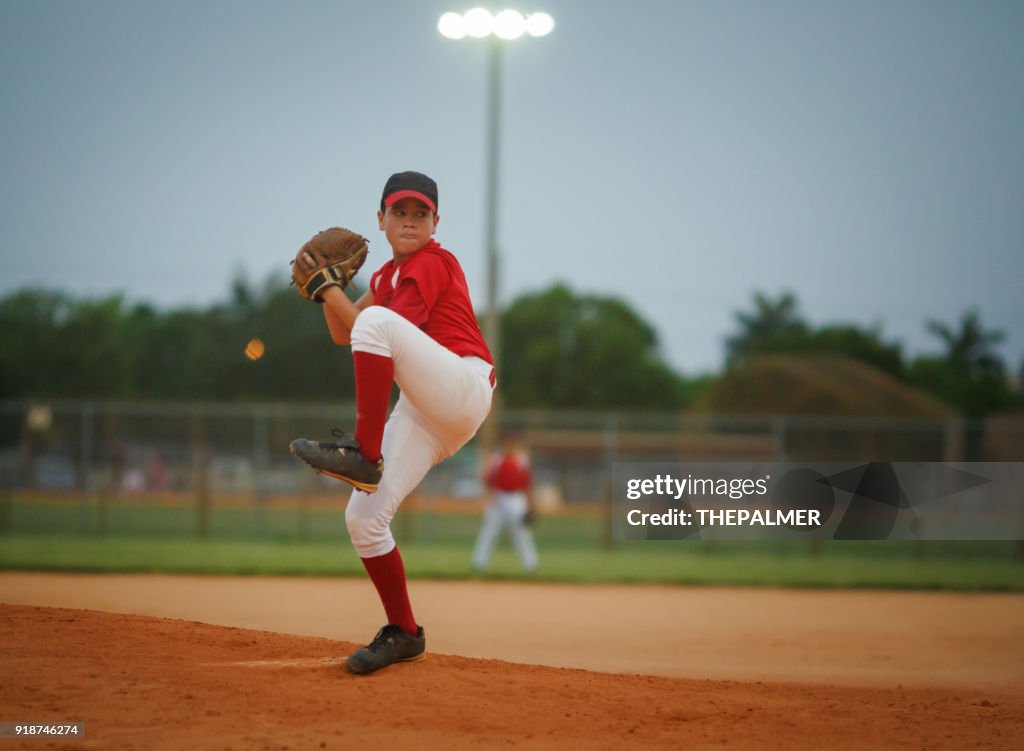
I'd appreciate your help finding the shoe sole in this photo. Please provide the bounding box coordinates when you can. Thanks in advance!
[345,651,426,676]
[289,444,380,493]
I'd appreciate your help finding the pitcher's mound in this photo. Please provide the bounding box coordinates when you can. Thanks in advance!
[1,604,1019,750]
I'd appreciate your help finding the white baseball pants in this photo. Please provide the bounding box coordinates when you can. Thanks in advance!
[344,306,494,558]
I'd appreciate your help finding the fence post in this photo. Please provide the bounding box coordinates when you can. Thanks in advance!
[772,416,787,461]
[253,406,269,539]
[191,408,210,538]
[98,405,120,537]
[602,415,619,550]
[0,490,11,534]
[78,403,95,536]
[18,406,32,491]
[943,418,964,462]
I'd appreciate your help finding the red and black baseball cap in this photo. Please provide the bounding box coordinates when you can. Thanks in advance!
[380,171,438,213]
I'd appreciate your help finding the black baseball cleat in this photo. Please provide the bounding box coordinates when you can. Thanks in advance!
[346,624,426,675]
[289,430,383,493]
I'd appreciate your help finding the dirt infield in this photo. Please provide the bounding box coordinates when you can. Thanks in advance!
[1,575,1023,749]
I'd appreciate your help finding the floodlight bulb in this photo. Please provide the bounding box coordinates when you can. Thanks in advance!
[464,7,494,38]
[525,12,555,37]
[438,12,467,40]
[494,10,526,40]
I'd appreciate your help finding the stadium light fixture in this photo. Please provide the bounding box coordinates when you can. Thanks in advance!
[437,8,554,371]
[438,9,554,40]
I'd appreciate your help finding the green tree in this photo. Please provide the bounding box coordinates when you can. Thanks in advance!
[153,274,357,402]
[0,279,357,403]
[724,291,905,378]
[909,309,1011,418]
[499,284,687,409]
[925,309,1006,379]
[0,290,138,398]
[0,289,68,397]
[725,291,808,366]
[808,324,905,379]
[233,276,356,402]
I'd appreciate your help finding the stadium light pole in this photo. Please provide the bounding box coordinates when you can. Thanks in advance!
[438,9,555,381]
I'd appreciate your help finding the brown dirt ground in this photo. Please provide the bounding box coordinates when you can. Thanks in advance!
[1,574,1022,750]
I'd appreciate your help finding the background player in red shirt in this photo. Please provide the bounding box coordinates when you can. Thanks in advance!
[472,434,539,572]
[291,171,494,674]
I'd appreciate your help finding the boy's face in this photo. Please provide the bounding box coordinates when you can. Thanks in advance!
[378,197,439,259]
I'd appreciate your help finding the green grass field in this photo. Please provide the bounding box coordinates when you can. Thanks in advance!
[1,495,1021,591]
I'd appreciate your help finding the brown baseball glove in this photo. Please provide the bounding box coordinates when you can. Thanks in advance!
[290,227,369,302]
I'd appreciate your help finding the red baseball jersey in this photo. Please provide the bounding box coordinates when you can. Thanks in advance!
[369,240,492,364]
[485,451,532,492]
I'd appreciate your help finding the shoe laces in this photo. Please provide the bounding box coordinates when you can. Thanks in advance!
[323,428,357,451]
[365,625,402,653]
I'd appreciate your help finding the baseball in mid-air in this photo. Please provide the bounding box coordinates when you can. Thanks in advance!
[245,337,265,361]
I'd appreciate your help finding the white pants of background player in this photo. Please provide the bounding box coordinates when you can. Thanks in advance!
[472,490,539,571]
[344,306,494,558]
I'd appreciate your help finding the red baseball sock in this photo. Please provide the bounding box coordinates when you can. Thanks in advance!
[360,546,418,636]
[352,351,393,462]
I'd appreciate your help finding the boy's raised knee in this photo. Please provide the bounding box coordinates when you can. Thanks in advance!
[351,306,400,355]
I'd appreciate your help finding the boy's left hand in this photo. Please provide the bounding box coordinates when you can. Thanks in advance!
[290,227,369,302]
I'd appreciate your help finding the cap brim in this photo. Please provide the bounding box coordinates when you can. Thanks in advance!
[384,190,436,212]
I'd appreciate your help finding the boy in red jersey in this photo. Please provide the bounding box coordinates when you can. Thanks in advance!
[291,171,494,674]
[473,434,539,572]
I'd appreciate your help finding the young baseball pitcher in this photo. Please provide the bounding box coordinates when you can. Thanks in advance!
[289,171,494,674]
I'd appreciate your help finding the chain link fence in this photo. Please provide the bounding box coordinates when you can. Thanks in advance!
[1,399,1021,544]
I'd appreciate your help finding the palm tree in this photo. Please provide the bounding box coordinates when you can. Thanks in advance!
[925,308,1006,378]
[725,291,807,366]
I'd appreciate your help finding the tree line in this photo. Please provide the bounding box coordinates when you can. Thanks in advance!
[724,291,1019,417]
[0,279,355,403]
[0,281,1019,416]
